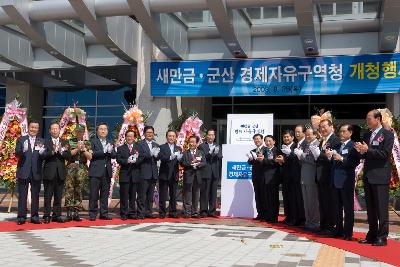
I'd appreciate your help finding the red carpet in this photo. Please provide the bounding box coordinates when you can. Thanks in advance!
[239,217,400,267]
[0,217,210,232]
[0,216,399,266]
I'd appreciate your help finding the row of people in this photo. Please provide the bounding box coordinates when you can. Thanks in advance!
[15,121,222,224]
[248,109,394,246]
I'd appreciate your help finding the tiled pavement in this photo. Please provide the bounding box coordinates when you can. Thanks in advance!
[0,222,395,267]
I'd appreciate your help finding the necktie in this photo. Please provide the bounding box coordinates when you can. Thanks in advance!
[369,131,377,144]
[129,144,132,153]
[30,137,35,152]
[340,142,345,152]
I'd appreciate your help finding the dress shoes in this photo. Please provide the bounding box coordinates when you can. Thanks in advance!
[99,215,112,220]
[73,212,82,222]
[52,216,66,223]
[145,214,156,219]
[358,239,375,244]
[159,214,166,219]
[43,217,51,224]
[343,236,353,241]
[168,213,178,218]
[30,218,41,224]
[17,218,26,225]
[372,238,387,246]
[200,213,207,218]
[128,215,138,220]
[121,216,128,221]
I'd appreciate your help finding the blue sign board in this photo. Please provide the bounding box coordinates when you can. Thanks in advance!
[151,53,400,96]
[227,161,252,180]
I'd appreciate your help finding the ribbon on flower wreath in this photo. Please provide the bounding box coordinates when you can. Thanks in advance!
[0,99,28,144]
[108,105,146,205]
[0,99,28,211]
[59,103,89,140]
[176,115,204,185]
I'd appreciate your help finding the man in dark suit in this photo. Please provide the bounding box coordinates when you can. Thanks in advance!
[137,125,160,218]
[329,124,361,240]
[276,128,306,226]
[116,130,142,220]
[181,135,206,218]
[198,129,222,218]
[247,133,266,220]
[316,119,341,235]
[42,122,70,223]
[15,119,46,225]
[88,122,116,221]
[158,130,183,219]
[262,135,280,223]
[356,110,394,246]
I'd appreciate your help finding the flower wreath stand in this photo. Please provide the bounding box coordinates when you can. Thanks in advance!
[0,99,28,212]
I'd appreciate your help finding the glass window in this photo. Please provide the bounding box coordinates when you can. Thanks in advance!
[335,3,353,15]
[97,86,131,105]
[246,8,262,19]
[363,1,379,13]
[181,11,204,24]
[320,4,334,16]
[97,107,126,117]
[263,7,279,19]
[281,6,295,18]
[0,86,6,114]
[46,89,96,106]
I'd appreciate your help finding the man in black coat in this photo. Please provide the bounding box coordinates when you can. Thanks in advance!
[316,119,341,235]
[42,122,70,223]
[158,130,183,218]
[137,125,160,218]
[247,133,266,220]
[356,110,394,246]
[116,130,142,220]
[329,124,361,240]
[88,122,116,221]
[181,135,206,218]
[198,129,222,218]
[276,128,306,226]
[15,119,46,225]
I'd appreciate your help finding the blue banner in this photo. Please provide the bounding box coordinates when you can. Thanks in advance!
[151,53,400,96]
[227,161,252,180]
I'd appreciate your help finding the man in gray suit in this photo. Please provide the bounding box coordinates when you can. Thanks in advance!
[298,128,320,232]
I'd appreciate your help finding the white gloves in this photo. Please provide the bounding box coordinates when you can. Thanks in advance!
[127,154,137,163]
[106,143,114,154]
[170,153,177,160]
[247,151,258,160]
[176,151,183,161]
[246,152,254,160]
[213,146,220,155]
[309,145,320,160]
[23,140,29,152]
[281,145,291,156]
[38,146,46,155]
[151,147,160,157]
[294,148,303,159]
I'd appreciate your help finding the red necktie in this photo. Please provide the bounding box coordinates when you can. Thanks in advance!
[129,144,132,153]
